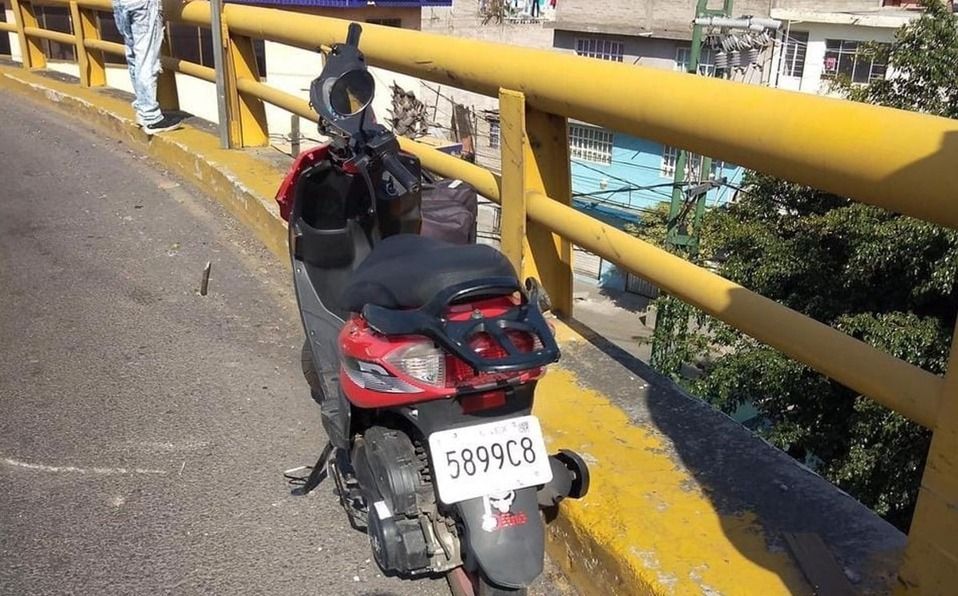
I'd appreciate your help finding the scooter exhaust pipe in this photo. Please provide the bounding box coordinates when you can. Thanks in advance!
[538,449,590,508]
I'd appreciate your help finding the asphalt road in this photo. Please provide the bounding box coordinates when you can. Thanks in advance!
[0,90,569,596]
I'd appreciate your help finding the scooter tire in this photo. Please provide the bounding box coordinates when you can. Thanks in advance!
[478,576,527,596]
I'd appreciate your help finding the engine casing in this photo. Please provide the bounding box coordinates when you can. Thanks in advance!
[354,426,461,576]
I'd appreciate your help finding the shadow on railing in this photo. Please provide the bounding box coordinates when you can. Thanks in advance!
[2,0,958,589]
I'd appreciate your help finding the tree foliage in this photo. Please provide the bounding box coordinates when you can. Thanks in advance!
[634,1,958,530]
[841,0,958,118]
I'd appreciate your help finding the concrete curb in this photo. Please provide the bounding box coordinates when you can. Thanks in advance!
[1,65,905,596]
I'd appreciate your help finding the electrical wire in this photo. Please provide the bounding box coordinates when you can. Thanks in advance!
[572,193,666,218]
[573,184,680,205]
[572,159,683,200]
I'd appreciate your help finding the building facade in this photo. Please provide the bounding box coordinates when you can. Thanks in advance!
[546,0,923,288]
[770,6,918,95]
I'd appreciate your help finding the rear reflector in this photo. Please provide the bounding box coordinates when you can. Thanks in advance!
[459,391,507,413]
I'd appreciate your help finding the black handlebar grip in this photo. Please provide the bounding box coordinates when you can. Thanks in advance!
[346,23,362,47]
[382,152,421,194]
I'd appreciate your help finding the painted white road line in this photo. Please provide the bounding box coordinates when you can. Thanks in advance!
[2,457,167,475]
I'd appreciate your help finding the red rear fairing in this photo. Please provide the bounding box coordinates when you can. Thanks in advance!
[339,296,548,409]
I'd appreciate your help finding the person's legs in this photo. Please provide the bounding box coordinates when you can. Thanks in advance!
[532,0,540,17]
[125,0,164,126]
[112,0,139,122]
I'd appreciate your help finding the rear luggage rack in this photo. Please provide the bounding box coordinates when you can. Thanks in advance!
[363,277,559,374]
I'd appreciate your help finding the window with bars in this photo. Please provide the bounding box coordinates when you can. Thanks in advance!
[661,145,725,180]
[164,23,266,74]
[34,6,75,61]
[575,37,624,62]
[674,46,715,76]
[569,124,613,165]
[488,121,500,149]
[822,39,888,84]
[781,31,808,78]
[167,23,215,68]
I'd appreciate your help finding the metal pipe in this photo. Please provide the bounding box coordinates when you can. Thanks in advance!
[160,56,215,82]
[234,76,314,121]
[523,190,942,429]
[60,0,110,8]
[208,0,230,148]
[390,139,940,428]
[210,3,958,231]
[83,40,213,83]
[0,22,18,32]
[693,17,782,30]
[749,17,783,29]
[83,38,124,55]
[290,114,300,156]
[22,26,75,45]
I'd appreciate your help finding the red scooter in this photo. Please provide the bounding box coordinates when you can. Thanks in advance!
[276,24,588,595]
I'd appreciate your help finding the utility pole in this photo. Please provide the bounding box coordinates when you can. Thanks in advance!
[650,2,781,375]
[650,0,733,375]
[664,0,731,252]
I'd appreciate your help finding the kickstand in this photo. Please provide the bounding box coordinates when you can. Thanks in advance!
[284,441,334,496]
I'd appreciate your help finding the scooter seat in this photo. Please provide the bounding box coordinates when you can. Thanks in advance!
[343,234,517,312]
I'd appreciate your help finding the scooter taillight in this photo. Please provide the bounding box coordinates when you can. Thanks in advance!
[385,341,446,386]
[445,331,544,388]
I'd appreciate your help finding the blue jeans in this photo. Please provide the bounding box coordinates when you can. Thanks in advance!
[112,0,164,126]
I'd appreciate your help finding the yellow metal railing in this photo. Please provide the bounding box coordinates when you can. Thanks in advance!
[3,1,958,590]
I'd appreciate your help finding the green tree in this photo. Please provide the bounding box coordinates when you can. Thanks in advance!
[637,0,958,530]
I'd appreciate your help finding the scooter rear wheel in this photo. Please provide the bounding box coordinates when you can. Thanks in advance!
[478,575,527,596]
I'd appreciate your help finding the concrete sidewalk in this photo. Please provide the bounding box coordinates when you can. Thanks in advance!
[572,280,655,363]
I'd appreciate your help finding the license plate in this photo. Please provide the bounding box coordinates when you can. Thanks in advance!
[428,415,553,505]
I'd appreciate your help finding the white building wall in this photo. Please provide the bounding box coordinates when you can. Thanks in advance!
[772,21,903,96]
[5,9,18,61]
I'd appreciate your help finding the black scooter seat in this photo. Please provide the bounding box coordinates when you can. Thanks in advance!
[342,234,517,312]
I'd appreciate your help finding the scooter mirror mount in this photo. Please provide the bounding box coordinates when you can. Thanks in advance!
[328,70,375,117]
[309,22,421,205]
[310,23,382,144]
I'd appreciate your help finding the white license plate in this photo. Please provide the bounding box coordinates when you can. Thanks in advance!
[428,415,553,505]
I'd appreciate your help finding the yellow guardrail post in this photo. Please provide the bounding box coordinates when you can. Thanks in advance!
[69,1,105,87]
[10,0,45,70]
[157,34,180,111]
[225,27,268,147]
[897,325,958,594]
[524,107,573,316]
[498,89,527,278]
[497,88,573,315]
[210,4,267,148]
